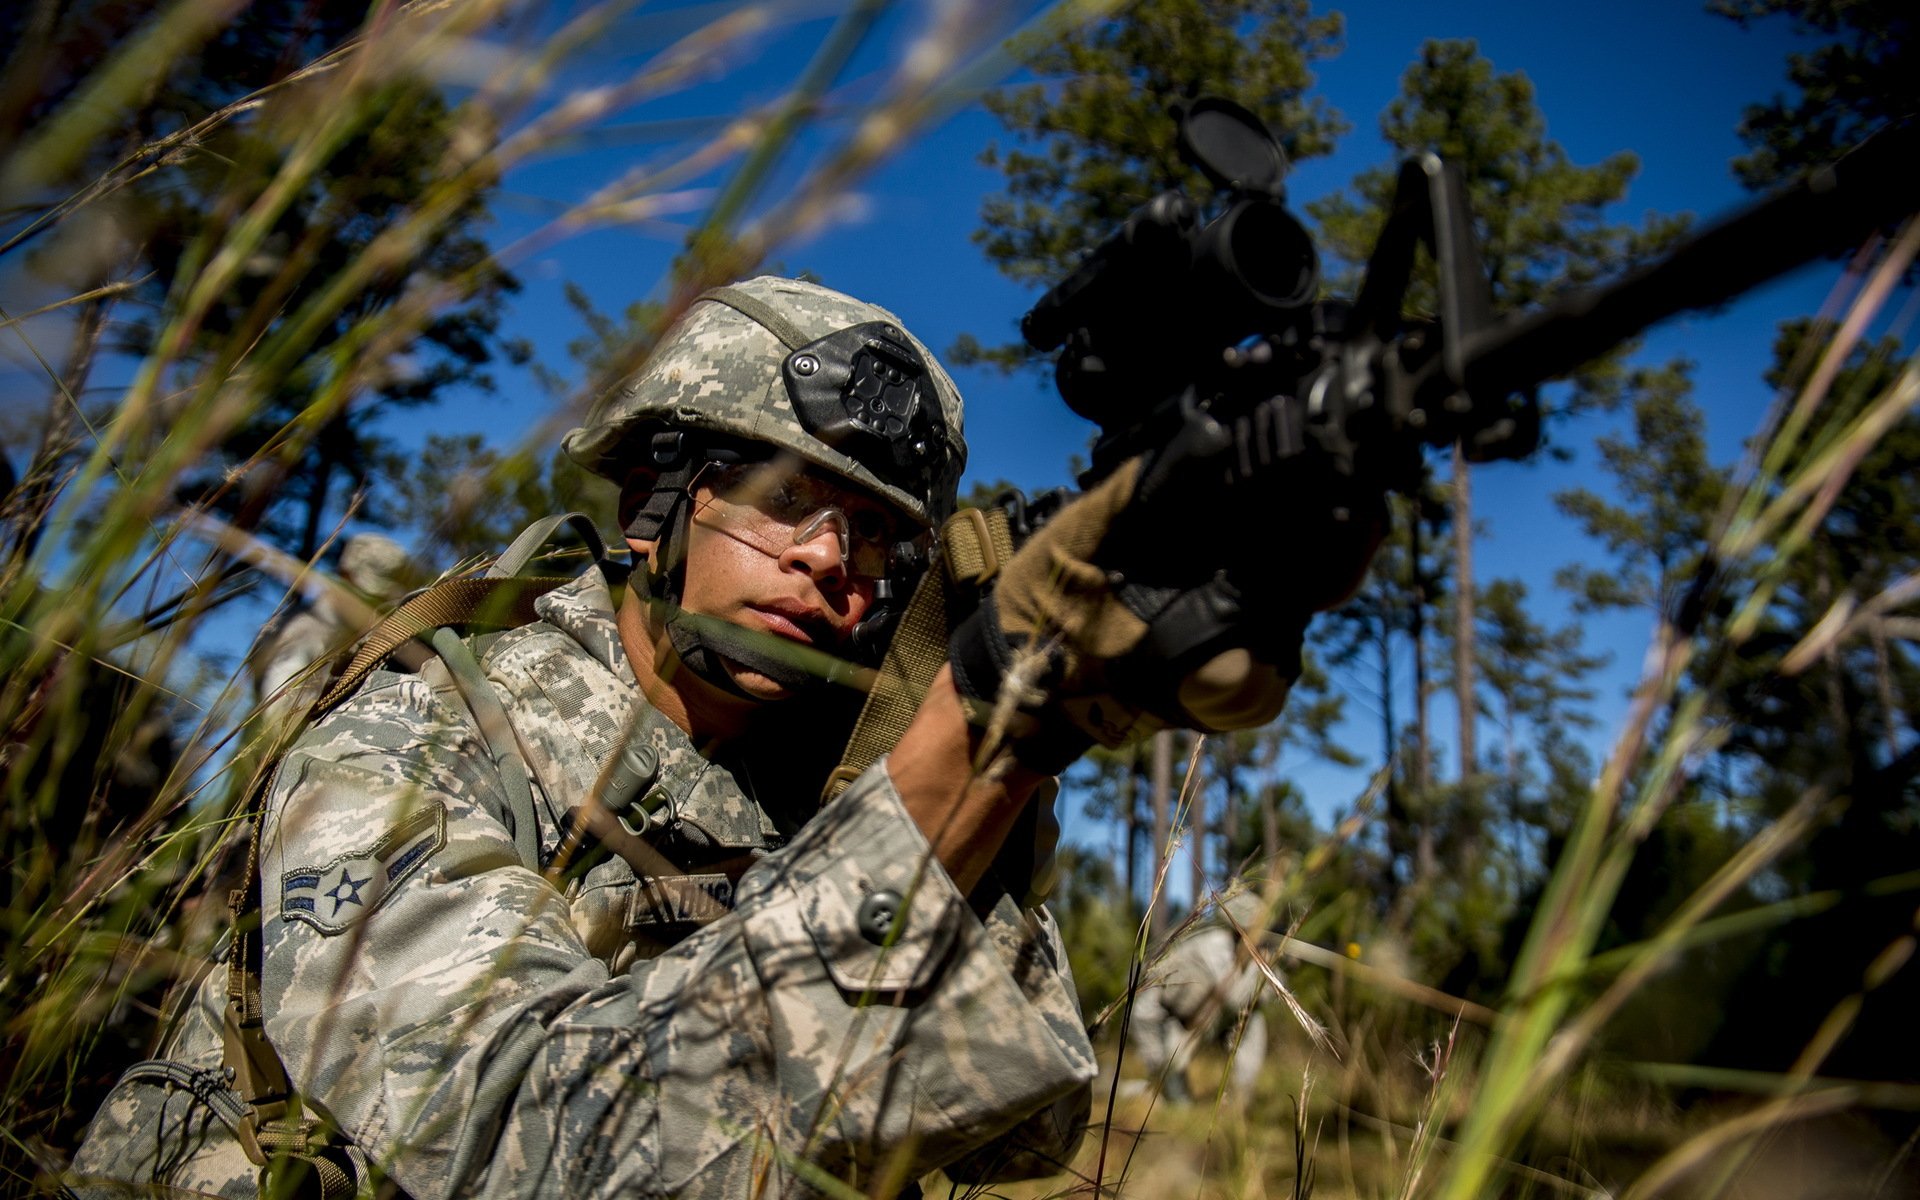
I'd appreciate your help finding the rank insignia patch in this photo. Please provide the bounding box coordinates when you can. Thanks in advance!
[281,803,446,935]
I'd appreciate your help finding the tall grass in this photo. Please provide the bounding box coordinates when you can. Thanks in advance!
[3,2,1915,1197]
[0,0,1123,1187]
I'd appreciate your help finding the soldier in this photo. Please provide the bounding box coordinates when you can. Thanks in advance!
[1128,892,1272,1105]
[247,532,415,724]
[73,276,1365,1197]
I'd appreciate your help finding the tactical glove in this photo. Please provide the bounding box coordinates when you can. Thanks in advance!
[949,398,1381,770]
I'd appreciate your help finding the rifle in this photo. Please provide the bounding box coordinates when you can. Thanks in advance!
[993,97,1916,733]
[1022,96,1917,507]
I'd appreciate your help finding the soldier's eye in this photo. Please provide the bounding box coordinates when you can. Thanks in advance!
[847,510,890,545]
[759,481,805,518]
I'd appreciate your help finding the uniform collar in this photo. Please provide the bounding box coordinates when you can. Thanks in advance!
[533,563,634,687]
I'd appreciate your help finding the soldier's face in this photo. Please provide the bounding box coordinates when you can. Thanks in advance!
[630,462,903,703]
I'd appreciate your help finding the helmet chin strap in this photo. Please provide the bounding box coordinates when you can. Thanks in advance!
[664,608,824,693]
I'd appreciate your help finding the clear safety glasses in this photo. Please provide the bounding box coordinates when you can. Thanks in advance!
[687,461,917,580]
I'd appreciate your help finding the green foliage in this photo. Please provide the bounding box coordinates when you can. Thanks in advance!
[963,0,1347,366]
[380,437,616,572]
[1309,38,1684,312]
[1050,845,1142,1024]
[546,281,668,396]
[1212,653,1355,875]
[1304,41,1665,978]
[3,2,525,561]
[1711,0,1918,188]
[1700,323,1920,1076]
[154,79,523,557]
[1553,360,1728,615]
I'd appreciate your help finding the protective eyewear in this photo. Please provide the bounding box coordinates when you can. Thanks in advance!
[688,461,919,580]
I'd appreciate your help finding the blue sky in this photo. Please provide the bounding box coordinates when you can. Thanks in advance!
[425,0,1844,838]
[0,1,1854,854]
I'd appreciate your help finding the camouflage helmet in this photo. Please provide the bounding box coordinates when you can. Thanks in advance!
[563,276,968,526]
[337,533,412,604]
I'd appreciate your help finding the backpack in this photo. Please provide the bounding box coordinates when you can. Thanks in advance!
[66,516,604,1200]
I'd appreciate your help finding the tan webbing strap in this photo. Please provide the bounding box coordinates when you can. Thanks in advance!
[224,765,288,1170]
[822,506,1015,801]
[943,505,1015,587]
[318,575,571,712]
[222,569,578,1189]
[223,764,351,1198]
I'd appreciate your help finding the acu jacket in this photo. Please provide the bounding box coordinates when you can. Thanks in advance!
[72,566,1094,1198]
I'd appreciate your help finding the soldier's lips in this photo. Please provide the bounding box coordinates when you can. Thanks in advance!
[745,604,831,646]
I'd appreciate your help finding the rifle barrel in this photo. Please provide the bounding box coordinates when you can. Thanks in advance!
[1450,120,1918,404]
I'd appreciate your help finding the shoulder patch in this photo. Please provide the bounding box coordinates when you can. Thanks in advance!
[280,802,446,935]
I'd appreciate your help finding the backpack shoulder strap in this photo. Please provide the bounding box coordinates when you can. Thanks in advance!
[315,511,606,713]
[220,515,608,1191]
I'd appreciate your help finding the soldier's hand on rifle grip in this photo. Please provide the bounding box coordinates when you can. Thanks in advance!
[948,439,1383,771]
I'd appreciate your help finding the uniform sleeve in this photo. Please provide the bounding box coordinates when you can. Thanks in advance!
[259,676,1095,1200]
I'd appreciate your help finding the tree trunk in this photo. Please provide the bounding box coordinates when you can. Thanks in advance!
[1150,728,1174,936]
[1504,695,1521,797]
[298,453,336,564]
[1379,603,1398,813]
[1453,444,1478,782]
[1872,624,1899,759]
[1410,512,1431,796]
[1403,510,1438,897]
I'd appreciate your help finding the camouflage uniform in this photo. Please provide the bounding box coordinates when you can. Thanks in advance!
[76,278,1094,1195]
[73,566,1094,1197]
[1128,923,1268,1103]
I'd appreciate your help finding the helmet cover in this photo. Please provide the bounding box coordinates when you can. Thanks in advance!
[563,276,967,525]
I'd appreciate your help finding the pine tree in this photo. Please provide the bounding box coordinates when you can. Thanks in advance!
[1310,39,1685,791]
[1317,487,1450,910]
[0,2,525,561]
[1711,0,1917,189]
[1468,577,1606,803]
[1552,360,1727,617]
[959,0,1347,366]
[1215,651,1357,874]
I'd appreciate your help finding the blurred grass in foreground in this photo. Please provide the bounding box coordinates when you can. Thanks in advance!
[2,1,1917,1197]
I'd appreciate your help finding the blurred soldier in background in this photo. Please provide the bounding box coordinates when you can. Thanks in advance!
[1130,892,1271,1104]
[245,532,413,721]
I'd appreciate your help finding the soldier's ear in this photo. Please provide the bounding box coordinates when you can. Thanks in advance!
[625,532,658,566]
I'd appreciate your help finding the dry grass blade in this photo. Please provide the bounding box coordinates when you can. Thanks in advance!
[1222,902,1338,1058]
[1292,1066,1320,1200]
[1435,222,1920,1200]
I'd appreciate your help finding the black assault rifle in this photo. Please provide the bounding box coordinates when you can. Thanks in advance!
[1023,96,1917,523]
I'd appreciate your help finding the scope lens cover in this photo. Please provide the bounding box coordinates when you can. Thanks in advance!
[782,322,954,505]
[1176,96,1289,198]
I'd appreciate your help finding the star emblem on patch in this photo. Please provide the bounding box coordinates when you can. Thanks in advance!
[325,868,369,915]
[281,803,446,936]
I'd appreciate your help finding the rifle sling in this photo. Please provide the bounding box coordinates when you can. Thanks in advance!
[823,505,1014,802]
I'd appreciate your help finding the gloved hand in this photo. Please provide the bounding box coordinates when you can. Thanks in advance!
[948,397,1381,769]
